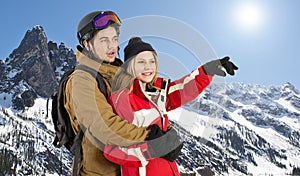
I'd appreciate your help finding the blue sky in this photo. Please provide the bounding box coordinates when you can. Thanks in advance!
[1,0,300,89]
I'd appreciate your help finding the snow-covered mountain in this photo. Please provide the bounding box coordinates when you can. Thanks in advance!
[0,26,75,175]
[0,26,299,175]
[169,82,300,175]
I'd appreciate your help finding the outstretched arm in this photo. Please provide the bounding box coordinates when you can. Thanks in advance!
[165,56,238,111]
[165,65,212,111]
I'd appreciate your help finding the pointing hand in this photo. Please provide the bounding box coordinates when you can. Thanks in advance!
[202,56,238,76]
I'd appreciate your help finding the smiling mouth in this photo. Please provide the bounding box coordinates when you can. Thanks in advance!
[142,72,153,76]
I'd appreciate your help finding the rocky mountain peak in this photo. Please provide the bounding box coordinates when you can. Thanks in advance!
[8,26,48,66]
[280,82,299,96]
[0,26,76,110]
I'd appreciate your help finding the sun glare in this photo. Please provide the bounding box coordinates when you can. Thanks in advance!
[234,2,264,33]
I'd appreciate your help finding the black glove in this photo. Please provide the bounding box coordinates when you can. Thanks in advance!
[147,124,164,140]
[162,139,183,162]
[202,56,238,76]
[146,125,183,162]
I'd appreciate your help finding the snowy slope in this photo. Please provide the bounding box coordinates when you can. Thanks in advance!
[168,82,300,175]
[0,98,72,175]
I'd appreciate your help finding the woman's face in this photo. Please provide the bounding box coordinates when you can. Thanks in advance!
[134,51,157,83]
[86,26,118,63]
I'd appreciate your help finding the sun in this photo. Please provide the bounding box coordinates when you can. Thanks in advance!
[234,2,265,33]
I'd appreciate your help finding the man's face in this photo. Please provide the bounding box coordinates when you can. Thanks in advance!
[88,26,118,63]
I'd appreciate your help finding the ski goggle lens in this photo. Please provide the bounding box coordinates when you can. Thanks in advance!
[93,11,121,28]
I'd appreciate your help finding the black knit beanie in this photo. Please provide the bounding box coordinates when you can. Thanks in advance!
[124,37,156,62]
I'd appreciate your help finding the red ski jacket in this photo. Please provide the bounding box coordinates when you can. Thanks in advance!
[104,66,212,176]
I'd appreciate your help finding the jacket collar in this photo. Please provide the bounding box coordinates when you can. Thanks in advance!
[132,78,163,100]
[132,79,147,99]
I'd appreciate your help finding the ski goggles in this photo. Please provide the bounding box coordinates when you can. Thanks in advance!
[78,11,121,40]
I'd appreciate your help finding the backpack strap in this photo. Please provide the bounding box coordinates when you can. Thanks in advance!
[71,127,85,176]
[71,64,108,176]
[76,64,108,98]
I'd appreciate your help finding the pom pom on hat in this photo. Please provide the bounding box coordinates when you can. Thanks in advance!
[128,37,142,43]
[124,37,156,62]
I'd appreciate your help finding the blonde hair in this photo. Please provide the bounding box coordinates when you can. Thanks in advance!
[112,51,158,92]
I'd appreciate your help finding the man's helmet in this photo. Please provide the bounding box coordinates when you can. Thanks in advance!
[77,11,121,45]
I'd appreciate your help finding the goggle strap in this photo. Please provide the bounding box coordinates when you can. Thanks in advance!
[78,21,94,40]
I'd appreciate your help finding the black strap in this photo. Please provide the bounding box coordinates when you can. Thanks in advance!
[71,65,108,176]
[71,125,86,176]
[76,64,108,98]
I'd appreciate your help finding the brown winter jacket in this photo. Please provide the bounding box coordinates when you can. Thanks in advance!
[64,46,149,176]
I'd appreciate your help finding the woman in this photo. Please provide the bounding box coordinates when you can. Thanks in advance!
[104,37,238,176]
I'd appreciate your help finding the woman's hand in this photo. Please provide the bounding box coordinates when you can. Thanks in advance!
[202,56,238,76]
